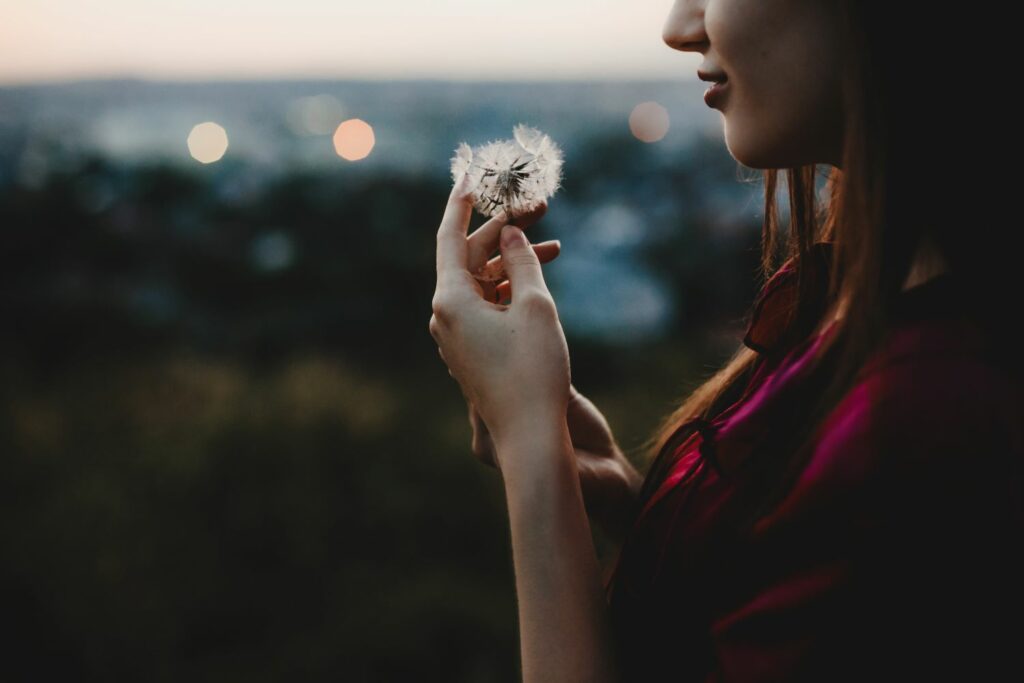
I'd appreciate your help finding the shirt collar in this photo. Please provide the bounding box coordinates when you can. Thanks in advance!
[742,241,969,365]
[742,241,836,358]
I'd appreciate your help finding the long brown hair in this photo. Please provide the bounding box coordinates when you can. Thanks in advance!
[626,1,1017,536]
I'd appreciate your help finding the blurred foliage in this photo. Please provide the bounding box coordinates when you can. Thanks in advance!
[0,128,765,680]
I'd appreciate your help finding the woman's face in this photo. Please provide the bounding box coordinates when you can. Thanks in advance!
[662,0,845,170]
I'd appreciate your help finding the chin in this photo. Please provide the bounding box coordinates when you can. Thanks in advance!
[724,128,773,169]
[725,126,813,170]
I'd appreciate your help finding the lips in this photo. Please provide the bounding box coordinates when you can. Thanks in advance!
[697,69,728,85]
[703,79,729,108]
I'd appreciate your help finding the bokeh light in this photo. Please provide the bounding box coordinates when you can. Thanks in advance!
[628,102,670,143]
[187,122,229,164]
[287,95,346,136]
[333,119,375,161]
[249,231,296,273]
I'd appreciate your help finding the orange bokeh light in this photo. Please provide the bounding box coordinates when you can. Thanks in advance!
[332,118,375,161]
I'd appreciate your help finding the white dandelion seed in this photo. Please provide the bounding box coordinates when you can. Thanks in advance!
[449,123,564,221]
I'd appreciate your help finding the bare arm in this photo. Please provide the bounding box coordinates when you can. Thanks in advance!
[496,417,620,682]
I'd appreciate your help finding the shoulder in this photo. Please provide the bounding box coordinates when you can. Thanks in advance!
[853,316,1016,430]
[810,314,1022,489]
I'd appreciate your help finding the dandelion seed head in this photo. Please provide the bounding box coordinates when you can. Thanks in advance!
[449,124,563,220]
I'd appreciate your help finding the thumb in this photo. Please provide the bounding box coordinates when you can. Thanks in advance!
[500,224,550,297]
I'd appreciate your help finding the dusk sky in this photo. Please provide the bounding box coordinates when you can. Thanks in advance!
[0,0,701,84]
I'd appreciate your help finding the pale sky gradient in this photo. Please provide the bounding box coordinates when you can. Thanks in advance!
[0,0,702,85]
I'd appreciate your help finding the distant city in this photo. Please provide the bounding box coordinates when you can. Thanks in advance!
[0,79,767,345]
[0,78,722,171]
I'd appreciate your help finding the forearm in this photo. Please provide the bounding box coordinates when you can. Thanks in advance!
[497,419,620,683]
[593,459,643,550]
[587,481,636,587]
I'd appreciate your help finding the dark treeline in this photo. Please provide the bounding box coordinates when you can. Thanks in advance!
[0,127,766,681]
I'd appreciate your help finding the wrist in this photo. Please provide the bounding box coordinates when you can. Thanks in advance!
[490,408,568,455]
[492,414,573,484]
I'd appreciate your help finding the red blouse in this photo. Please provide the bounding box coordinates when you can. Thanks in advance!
[603,243,1024,681]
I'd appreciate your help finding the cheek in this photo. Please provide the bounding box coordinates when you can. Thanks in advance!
[705,2,782,114]
[705,0,781,70]
[719,76,817,168]
[714,3,842,165]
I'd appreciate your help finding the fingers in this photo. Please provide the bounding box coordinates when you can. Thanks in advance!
[467,200,548,273]
[498,225,552,301]
[483,240,561,304]
[436,171,476,279]
[475,239,560,279]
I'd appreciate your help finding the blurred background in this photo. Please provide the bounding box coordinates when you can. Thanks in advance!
[1,1,797,680]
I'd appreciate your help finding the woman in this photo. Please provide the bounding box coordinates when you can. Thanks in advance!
[430,0,1021,680]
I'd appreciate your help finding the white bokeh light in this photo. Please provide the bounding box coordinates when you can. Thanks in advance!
[287,94,346,136]
[187,122,229,164]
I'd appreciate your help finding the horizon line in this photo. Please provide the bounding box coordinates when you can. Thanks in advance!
[0,73,700,89]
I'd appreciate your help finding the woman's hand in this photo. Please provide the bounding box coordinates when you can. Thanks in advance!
[430,172,572,466]
[466,385,644,544]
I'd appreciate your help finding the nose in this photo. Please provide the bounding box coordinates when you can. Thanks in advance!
[662,0,708,53]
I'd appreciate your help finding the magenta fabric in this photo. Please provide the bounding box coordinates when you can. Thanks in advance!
[603,245,1024,681]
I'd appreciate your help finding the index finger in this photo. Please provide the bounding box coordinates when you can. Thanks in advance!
[436,172,475,277]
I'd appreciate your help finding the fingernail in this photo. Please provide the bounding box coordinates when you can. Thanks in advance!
[501,225,524,248]
[452,171,472,198]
